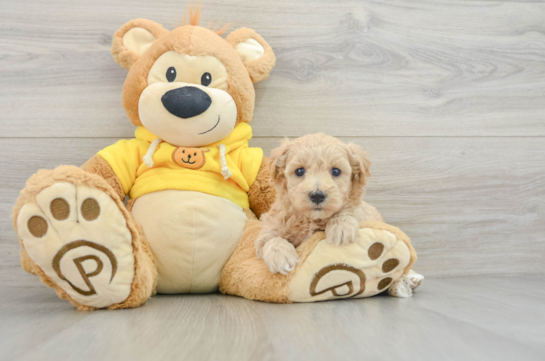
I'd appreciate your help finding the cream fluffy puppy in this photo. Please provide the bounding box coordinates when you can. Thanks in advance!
[255,133,383,275]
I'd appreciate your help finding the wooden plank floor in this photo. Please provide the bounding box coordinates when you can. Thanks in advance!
[1,276,544,361]
[1,0,544,279]
[2,0,545,138]
[1,0,545,359]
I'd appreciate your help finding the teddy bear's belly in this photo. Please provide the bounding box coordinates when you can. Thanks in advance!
[131,190,248,294]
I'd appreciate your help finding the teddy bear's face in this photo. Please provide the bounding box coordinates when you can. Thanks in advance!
[141,52,237,146]
[110,20,276,147]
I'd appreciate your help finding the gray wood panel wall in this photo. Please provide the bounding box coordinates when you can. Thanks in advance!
[1,0,544,285]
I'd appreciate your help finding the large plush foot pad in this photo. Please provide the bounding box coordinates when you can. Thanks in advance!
[288,221,415,302]
[220,220,418,303]
[15,179,136,308]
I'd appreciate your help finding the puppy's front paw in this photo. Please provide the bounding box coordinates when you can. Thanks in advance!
[262,237,299,275]
[326,216,359,246]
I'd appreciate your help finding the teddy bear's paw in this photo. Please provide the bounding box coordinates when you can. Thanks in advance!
[16,182,135,308]
[287,223,413,302]
[262,237,299,275]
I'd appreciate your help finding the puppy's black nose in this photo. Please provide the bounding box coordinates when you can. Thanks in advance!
[309,191,327,204]
[161,86,212,119]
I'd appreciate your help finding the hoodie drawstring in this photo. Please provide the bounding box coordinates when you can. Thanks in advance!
[143,138,161,168]
[219,144,232,180]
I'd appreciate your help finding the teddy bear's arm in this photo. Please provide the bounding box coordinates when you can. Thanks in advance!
[81,155,125,201]
[248,156,276,219]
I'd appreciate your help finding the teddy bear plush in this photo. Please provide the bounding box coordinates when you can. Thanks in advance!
[12,8,418,309]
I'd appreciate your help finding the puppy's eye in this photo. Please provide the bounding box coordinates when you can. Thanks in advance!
[295,168,305,177]
[331,168,341,177]
[166,67,176,82]
[201,72,212,86]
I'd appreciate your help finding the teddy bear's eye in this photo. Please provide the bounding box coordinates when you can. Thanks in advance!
[166,67,176,82]
[194,152,197,156]
[201,72,212,86]
[295,168,305,177]
[331,168,341,177]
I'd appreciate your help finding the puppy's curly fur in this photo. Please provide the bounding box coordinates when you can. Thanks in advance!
[256,134,384,274]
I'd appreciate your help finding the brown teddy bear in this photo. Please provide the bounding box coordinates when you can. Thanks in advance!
[12,7,419,309]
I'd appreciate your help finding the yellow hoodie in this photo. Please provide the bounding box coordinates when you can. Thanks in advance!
[97,123,263,209]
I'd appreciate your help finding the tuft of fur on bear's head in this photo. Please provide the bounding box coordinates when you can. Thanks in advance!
[110,6,276,147]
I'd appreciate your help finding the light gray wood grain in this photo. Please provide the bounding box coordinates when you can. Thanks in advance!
[1,276,544,361]
[1,136,544,285]
[0,0,544,137]
[414,276,545,349]
[1,0,545,358]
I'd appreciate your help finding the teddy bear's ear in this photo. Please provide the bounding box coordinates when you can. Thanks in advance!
[111,19,169,70]
[226,28,276,83]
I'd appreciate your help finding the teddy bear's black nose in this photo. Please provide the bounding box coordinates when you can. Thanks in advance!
[161,86,212,119]
[309,191,327,205]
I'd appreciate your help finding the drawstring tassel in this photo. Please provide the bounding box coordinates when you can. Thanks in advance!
[219,144,232,179]
[143,138,161,168]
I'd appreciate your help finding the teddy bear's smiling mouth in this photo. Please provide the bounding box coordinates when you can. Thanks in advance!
[198,116,221,135]
[181,159,196,164]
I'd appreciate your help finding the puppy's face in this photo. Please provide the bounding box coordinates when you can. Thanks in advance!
[270,134,370,220]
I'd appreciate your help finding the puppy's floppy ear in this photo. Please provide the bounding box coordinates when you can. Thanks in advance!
[268,139,290,182]
[346,144,371,186]
[226,28,276,83]
[111,19,169,70]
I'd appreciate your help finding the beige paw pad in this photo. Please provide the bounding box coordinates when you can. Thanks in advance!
[16,182,134,308]
[288,227,411,302]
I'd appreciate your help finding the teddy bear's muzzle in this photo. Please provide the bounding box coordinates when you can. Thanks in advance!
[161,86,212,119]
